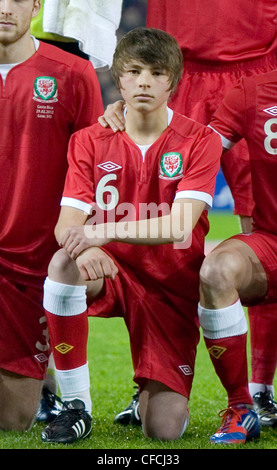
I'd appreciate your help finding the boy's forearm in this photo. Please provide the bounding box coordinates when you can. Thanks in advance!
[54,206,88,245]
[105,214,185,245]
[60,199,206,259]
[85,199,205,246]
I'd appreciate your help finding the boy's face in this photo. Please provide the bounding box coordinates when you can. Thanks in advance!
[119,60,172,114]
[0,0,40,46]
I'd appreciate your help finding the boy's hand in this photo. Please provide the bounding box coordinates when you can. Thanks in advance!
[76,247,118,281]
[60,225,112,259]
[98,100,126,132]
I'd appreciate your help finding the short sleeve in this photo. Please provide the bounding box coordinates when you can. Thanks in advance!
[209,80,248,149]
[61,130,96,214]
[72,61,104,133]
[175,127,222,208]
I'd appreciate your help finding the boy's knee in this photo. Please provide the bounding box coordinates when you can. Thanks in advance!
[0,406,36,431]
[140,382,189,441]
[142,413,188,441]
[48,248,74,279]
[0,371,41,431]
[200,249,242,293]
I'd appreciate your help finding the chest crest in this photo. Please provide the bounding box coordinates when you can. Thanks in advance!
[159,152,183,179]
[33,76,58,103]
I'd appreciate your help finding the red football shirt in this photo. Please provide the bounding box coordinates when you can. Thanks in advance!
[0,41,104,285]
[146,0,277,62]
[62,110,221,300]
[210,70,277,234]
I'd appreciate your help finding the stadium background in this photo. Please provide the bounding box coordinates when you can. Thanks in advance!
[96,0,234,215]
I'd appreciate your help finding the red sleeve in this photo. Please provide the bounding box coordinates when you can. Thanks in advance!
[210,79,255,217]
[210,80,248,146]
[220,146,254,217]
[71,61,104,133]
[62,130,96,208]
[176,127,222,204]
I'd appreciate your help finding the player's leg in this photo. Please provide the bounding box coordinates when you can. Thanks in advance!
[248,303,277,426]
[200,237,267,309]
[222,152,277,426]
[139,380,189,441]
[114,385,141,426]
[198,237,267,444]
[125,286,199,441]
[0,370,43,431]
[41,248,104,444]
[249,304,277,394]
[36,353,62,423]
[0,277,51,431]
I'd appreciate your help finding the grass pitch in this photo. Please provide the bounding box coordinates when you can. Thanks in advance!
[1,211,277,453]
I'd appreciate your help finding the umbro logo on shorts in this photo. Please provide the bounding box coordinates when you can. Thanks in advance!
[34,353,48,363]
[179,365,193,375]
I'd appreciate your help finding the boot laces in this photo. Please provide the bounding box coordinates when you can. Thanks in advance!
[217,407,243,433]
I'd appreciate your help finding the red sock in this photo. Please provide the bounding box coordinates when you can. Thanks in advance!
[204,333,252,407]
[45,310,88,370]
[249,303,277,385]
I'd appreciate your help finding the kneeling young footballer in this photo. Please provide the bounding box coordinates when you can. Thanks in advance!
[42,27,221,444]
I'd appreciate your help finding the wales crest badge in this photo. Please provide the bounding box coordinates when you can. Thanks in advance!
[33,76,58,103]
[159,152,183,179]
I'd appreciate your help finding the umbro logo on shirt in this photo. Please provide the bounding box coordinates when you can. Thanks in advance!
[263,106,277,116]
[97,161,122,172]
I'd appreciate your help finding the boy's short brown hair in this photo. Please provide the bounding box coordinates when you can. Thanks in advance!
[111,27,183,93]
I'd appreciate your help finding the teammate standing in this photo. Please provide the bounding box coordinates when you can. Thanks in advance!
[41,27,222,444]
[0,0,103,431]
[199,69,277,444]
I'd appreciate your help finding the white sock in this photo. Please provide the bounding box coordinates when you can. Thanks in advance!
[56,363,92,415]
[179,409,190,437]
[198,299,248,339]
[249,382,275,398]
[43,277,87,316]
[43,278,91,412]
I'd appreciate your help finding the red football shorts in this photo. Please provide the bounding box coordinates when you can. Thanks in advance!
[231,230,277,306]
[0,273,50,379]
[88,257,201,399]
